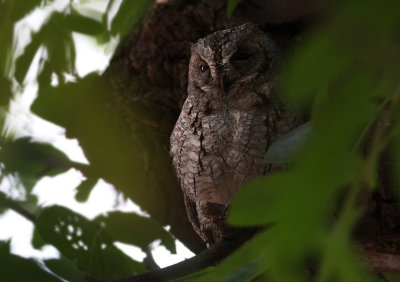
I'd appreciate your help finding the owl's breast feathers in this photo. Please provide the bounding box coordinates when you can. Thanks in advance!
[171,96,280,203]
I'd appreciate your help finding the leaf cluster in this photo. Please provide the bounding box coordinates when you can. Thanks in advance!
[0,1,180,281]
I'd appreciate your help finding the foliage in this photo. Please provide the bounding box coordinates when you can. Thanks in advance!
[0,0,176,281]
[0,0,399,281]
[35,206,146,280]
[0,241,60,282]
[0,137,75,190]
[198,1,400,281]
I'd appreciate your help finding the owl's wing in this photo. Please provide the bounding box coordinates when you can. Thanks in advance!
[182,192,203,240]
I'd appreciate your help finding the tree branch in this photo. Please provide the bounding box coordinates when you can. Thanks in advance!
[0,193,36,223]
[111,231,254,282]
[363,250,400,273]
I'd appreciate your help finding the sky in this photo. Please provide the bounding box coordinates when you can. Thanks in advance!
[0,0,194,270]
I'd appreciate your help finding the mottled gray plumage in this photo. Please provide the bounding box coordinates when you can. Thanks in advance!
[170,23,300,246]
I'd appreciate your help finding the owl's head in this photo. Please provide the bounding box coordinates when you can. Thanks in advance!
[188,23,279,107]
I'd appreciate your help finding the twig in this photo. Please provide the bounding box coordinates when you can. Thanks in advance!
[0,194,36,223]
[143,247,160,271]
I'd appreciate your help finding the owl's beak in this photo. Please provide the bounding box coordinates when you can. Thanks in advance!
[220,75,230,92]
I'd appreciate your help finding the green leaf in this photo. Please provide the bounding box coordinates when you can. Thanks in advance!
[0,76,12,107]
[35,205,146,280]
[95,211,176,253]
[0,1,44,78]
[282,33,351,107]
[31,228,47,250]
[264,122,312,164]
[44,255,87,282]
[75,178,98,202]
[0,192,9,216]
[32,75,139,190]
[0,241,61,282]
[15,11,77,84]
[0,137,74,191]
[0,1,42,24]
[222,259,261,282]
[227,0,242,18]
[191,232,269,282]
[318,221,367,282]
[13,27,42,83]
[107,0,154,37]
[0,143,44,190]
[65,8,106,35]
[32,73,183,248]
[382,273,400,282]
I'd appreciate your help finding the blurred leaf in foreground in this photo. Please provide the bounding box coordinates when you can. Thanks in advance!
[44,255,86,282]
[35,205,146,280]
[75,178,98,203]
[200,1,400,281]
[0,137,76,191]
[15,12,77,84]
[105,0,154,39]
[95,211,176,253]
[0,241,60,282]
[264,121,313,164]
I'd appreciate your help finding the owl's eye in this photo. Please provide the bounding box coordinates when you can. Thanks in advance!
[200,64,209,73]
[232,52,250,61]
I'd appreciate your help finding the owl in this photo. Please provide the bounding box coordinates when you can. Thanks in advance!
[170,23,300,247]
